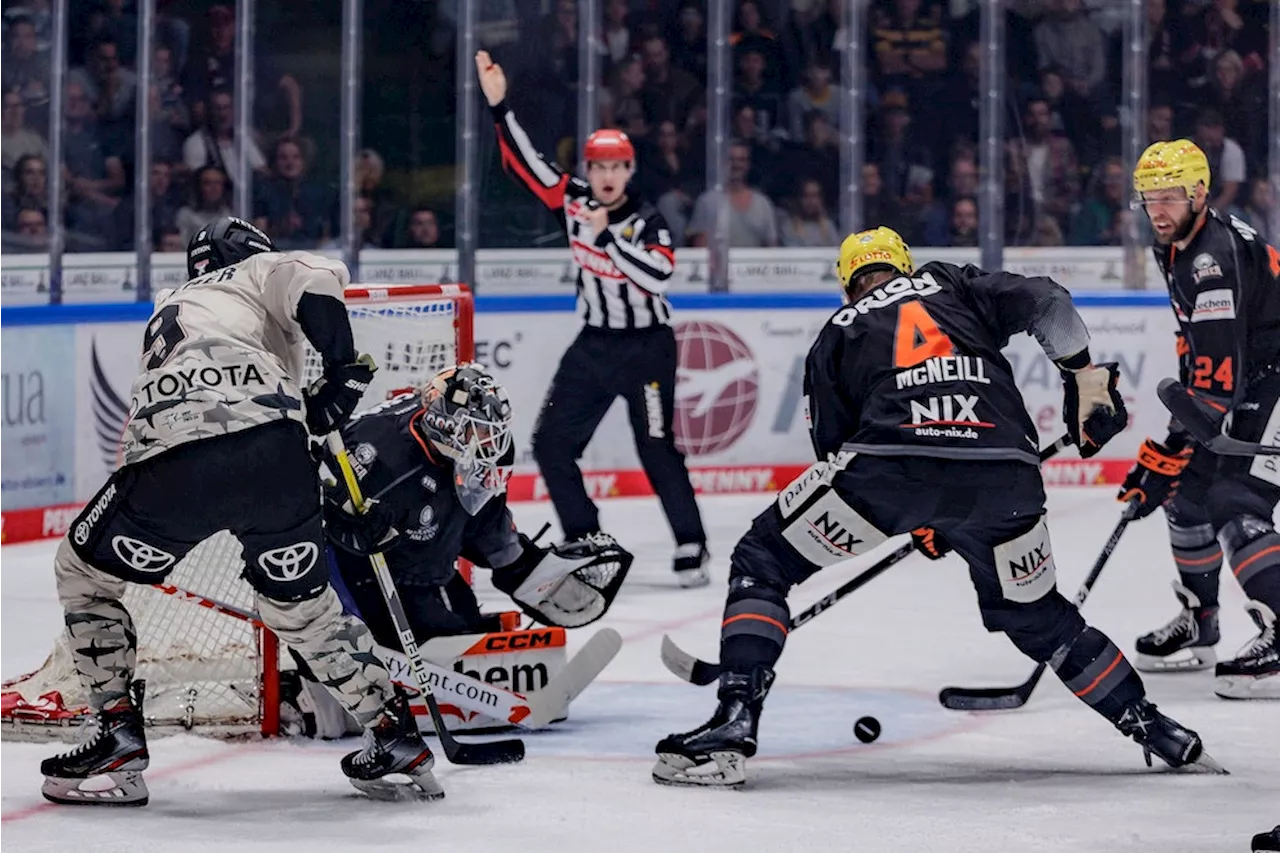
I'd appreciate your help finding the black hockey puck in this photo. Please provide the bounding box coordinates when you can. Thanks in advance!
[853,716,881,743]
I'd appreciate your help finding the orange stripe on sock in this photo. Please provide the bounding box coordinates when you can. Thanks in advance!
[1232,544,1280,578]
[721,613,789,636]
[1174,551,1222,566]
[1073,651,1123,698]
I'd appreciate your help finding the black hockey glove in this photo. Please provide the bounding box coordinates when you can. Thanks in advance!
[1061,362,1128,458]
[305,354,376,436]
[1117,435,1193,520]
[323,494,399,556]
[910,527,952,560]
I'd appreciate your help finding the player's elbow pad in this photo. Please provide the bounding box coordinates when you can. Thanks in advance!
[297,292,357,370]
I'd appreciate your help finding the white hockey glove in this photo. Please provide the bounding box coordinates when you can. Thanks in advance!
[492,535,633,629]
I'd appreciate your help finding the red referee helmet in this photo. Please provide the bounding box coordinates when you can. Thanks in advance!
[583,129,635,164]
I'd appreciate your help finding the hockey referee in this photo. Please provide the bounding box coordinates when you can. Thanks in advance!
[476,50,709,588]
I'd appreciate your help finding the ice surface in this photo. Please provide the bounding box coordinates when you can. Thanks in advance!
[3,489,1276,852]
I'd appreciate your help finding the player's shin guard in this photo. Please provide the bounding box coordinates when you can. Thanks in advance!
[1216,517,1280,698]
[1170,521,1223,608]
[54,539,138,710]
[718,575,791,673]
[259,588,392,727]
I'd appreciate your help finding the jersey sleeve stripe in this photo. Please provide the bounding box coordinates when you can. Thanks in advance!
[605,240,674,296]
[496,113,568,210]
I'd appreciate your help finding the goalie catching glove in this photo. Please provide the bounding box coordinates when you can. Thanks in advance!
[492,533,633,629]
[306,353,377,435]
[1060,360,1127,458]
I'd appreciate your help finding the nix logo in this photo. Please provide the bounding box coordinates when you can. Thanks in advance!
[808,511,863,555]
[908,394,986,426]
[1008,545,1051,580]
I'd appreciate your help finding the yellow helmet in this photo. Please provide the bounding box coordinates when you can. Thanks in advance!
[1132,139,1211,201]
[836,226,914,287]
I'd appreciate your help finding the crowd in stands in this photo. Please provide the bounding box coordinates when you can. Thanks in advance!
[2,0,1273,256]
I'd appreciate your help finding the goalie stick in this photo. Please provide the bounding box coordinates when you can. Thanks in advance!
[1157,378,1280,457]
[328,432,525,766]
[661,435,1073,686]
[937,498,1138,711]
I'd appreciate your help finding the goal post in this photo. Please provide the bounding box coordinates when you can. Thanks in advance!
[2,283,475,738]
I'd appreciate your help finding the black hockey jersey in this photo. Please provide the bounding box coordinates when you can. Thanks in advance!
[805,261,1092,466]
[491,100,676,330]
[321,394,524,587]
[1153,209,1280,423]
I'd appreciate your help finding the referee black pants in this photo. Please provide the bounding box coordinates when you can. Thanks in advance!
[532,325,706,546]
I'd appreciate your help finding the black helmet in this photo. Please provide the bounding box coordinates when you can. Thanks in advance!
[186,215,275,279]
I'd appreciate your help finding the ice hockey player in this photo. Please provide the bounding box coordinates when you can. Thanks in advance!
[286,364,634,737]
[41,216,442,806]
[475,49,711,588]
[1122,140,1280,698]
[653,226,1223,787]
[320,363,633,645]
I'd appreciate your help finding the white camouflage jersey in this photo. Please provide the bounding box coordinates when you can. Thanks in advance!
[122,251,349,464]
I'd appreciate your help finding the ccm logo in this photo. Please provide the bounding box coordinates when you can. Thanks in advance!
[484,631,557,652]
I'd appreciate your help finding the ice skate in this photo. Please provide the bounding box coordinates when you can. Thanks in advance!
[1134,582,1219,672]
[41,680,150,807]
[342,688,443,802]
[653,668,773,787]
[1252,826,1280,852]
[673,542,711,589]
[1214,601,1279,700]
[1115,698,1226,773]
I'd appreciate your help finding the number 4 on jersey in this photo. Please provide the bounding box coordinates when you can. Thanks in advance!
[894,301,954,368]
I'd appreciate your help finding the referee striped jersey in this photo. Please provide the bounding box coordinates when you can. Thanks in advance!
[491,101,676,331]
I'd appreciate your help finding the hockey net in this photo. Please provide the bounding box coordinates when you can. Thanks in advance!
[2,284,474,737]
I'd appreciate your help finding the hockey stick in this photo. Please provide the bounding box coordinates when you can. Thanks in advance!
[327,432,525,765]
[938,498,1139,711]
[1156,378,1280,457]
[661,435,1075,686]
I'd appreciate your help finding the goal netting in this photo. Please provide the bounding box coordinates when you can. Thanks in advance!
[2,284,474,736]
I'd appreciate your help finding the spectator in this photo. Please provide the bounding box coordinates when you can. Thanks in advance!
[1230,177,1273,244]
[1033,0,1106,103]
[1038,64,1104,166]
[175,165,231,245]
[1030,214,1065,247]
[3,152,48,228]
[354,148,397,245]
[781,0,838,90]
[944,152,980,207]
[67,36,138,137]
[787,109,841,211]
[901,165,947,245]
[2,16,50,115]
[1069,156,1127,245]
[397,207,442,249]
[599,55,649,140]
[1006,97,1079,232]
[3,203,49,252]
[62,79,126,247]
[154,224,185,252]
[669,2,708,84]
[687,140,778,247]
[185,4,303,140]
[733,47,784,138]
[1206,50,1266,172]
[639,34,700,130]
[730,0,785,85]
[869,0,948,102]
[638,121,701,247]
[253,138,333,249]
[328,194,383,250]
[947,196,979,247]
[935,40,982,153]
[1146,100,1175,145]
[786,57,838,142]
[867,94,933,203]
[147,84,186,165]
[81,0,138,66]
[779,177,839,247]
[1146,0,1180,102]
[148,160,182,234]
[1176,0,1269,98]
[860,161,906,235]
[151,45,190,145]
[2,88,47,185]
[731,103,778,188]
[182,88,267,185]
[600,0,634,67]
[1192,109,1246,210]
[541,0,579,88]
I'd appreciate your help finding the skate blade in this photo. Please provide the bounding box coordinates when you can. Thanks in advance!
[675,566,711,589]
[348,770,446,802]
[652,751,745,787]
[1180,748,1230,775]
[1135,649,1216,673]
[1214,673,1280,700]
[42,771,149,807]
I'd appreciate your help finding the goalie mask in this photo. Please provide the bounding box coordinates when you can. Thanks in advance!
[416,363,514,515]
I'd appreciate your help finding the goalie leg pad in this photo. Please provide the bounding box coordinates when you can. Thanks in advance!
[1050,625,1146,723]
[54,538,138,711]
[259,588,392,727]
